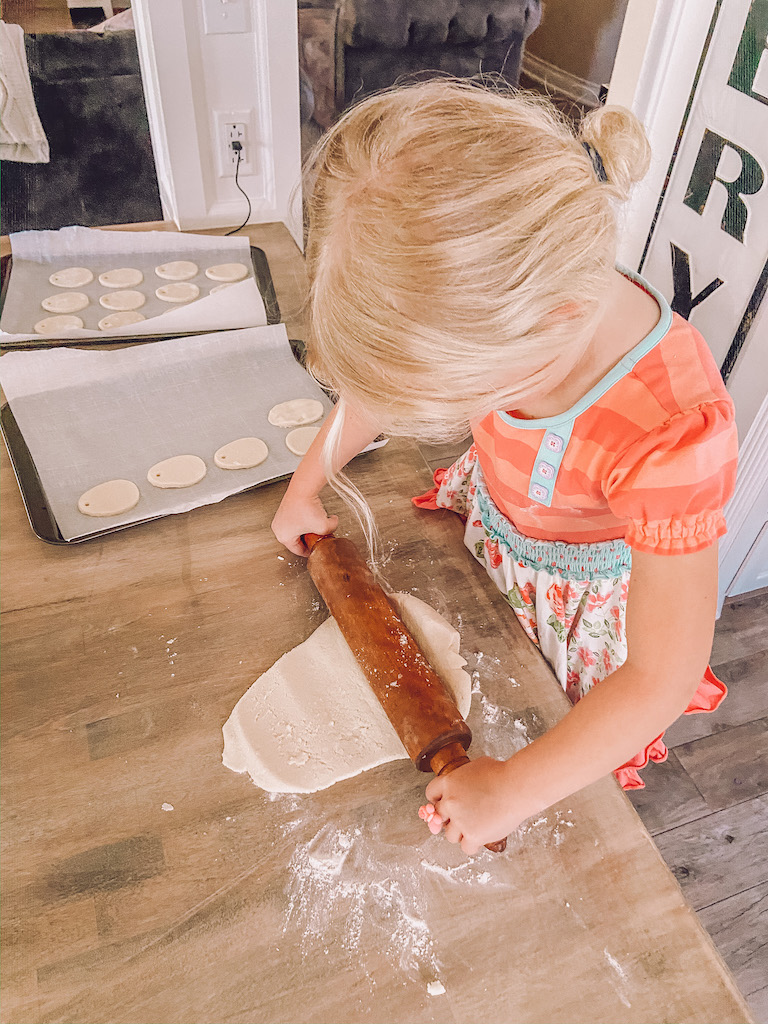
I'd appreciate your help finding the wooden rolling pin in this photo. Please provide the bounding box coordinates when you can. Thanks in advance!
[305,532,507,853]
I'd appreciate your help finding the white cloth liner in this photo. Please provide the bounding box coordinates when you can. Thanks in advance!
[0,21,50,164]
[1,226,267,342]
[0,325,333,541]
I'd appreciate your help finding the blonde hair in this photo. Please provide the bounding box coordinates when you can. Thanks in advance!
[304,79,650,550]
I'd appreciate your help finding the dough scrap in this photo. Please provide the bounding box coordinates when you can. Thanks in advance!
[156,282,199,303]
[99,267,143,288]
[34,314,84,335]
[147,454,207,488]
[155,260,198,281]
[214,437,269,469]
[285,425,321,456]
[205,262,248,283]
[99,290,146,311]
[78,479,140,517]
[98,311,146,331]
[48,267,93,288]
[268,398,324,428]
[222,592,471,793]
[41,292,89,314]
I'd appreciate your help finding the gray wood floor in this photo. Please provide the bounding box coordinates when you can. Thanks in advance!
[417,440,768,1024]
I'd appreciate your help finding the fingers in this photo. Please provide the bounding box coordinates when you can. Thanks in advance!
[425,777,444,804]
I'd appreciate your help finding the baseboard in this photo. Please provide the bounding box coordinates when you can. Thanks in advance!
[522,51,602,108]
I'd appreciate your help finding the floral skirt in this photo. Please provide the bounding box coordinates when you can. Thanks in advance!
[413,444,726,790]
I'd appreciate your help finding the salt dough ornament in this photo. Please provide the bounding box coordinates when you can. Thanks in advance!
[209,283,236,295]
[156,282,199,303]
[41,292,89,314]
[48,267,93,288]
[155,260,198,281]
[214,437,268,469]
[285,425,321,456]
[147,454,207,488]
[222,592,471,793]
[205,262,248,283]
[98,311,146,331]
[99,267,143,288]
[99,290,146,311]
[268,398,324,428]
[34,314,84,335]
[78,479,140,517]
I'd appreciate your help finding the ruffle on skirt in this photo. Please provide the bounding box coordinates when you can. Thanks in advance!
[413,452,728,791]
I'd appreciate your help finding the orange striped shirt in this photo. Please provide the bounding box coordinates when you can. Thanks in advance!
[471,271,738,555]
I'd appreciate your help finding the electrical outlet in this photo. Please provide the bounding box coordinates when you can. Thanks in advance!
[214,111,256,178]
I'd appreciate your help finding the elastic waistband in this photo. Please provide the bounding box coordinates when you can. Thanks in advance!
[475,473,632,580]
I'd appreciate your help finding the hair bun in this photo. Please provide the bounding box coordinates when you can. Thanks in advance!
[579,105,651,201]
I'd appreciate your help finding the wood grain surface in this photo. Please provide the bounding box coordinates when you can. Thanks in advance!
[0,223,755,1024]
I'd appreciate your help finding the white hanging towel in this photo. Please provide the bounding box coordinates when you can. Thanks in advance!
[0,21,50,163]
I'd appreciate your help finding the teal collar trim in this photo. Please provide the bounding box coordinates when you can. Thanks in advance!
[496,266,673,431]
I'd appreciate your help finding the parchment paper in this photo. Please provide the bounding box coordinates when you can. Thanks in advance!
[0,325,333,540]
[0,227,267,342]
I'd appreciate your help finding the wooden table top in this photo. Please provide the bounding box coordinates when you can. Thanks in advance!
[0,223,754,1024]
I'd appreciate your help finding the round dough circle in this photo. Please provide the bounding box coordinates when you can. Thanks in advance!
[41,291,89,314]
[155,260,198,281]
[34,314,84,335]
[205,262,248,283]
[156,282,200,303]
[209,282,236,295]
[147,454,207,488]
[48,266,93,288]
[268,398,324,429]
[285,426,321,456]
[99,267,144,288]
[98,310,146,331]
[99,290,146,311]
[214,437,269,470]
[78,479,140,517]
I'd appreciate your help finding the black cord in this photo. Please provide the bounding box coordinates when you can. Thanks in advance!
[225,145,252,236]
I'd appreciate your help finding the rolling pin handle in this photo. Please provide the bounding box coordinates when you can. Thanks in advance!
[430,744,508,854]
[303,532,333,553]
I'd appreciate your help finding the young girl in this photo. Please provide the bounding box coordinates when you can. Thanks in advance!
[272,79,738,855]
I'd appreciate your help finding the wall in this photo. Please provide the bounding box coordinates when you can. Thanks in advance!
[132,0,302,244]
[523,0,629,105]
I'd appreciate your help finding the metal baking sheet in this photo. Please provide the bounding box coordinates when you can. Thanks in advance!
[0,325,335,542]
[0,227,273,345]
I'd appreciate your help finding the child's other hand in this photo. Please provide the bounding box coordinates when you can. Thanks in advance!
[424,757,523,855]
[271,494,339,556]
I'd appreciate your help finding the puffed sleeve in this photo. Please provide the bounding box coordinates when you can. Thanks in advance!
[604,398,738,555]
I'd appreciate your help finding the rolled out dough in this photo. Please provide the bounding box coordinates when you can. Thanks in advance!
[205,262,248,283]
[41,292,89,314]
[285,425,321,456]
[222,592,471,793]
[147,454,207,488]
[98,311,146,331]
[214,437,268,469]
[268,398,324,428]
[156,282,200,303]
[99,267,143,288]
[34,314,84,335]
[99,290,146,311]
[155,260,198,281]
[78,479,140,517]
[48,267,93,288]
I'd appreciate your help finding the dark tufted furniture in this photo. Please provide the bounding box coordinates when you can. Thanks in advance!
[299,0,541,137]
[340,0,540,106]
[1,30,162,235]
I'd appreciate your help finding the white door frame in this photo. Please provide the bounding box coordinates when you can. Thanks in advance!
[131,0,302,245]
